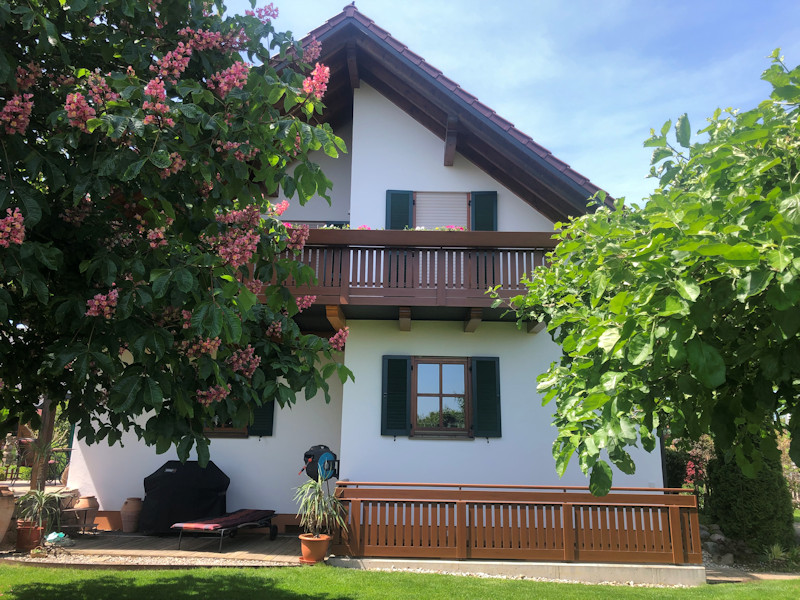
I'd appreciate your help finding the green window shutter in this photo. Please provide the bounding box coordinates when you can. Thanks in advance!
[471,191,497,231]
[472,357,501,437]
[382,355,411,435]
[386,190,413,230]
[248,400,275,437]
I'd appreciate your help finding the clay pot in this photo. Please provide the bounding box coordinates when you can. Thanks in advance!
[120,497,143,533]
[299,533,331,564]
[16,520,43,552]
[0,486,14,545]
[74,496,99,529]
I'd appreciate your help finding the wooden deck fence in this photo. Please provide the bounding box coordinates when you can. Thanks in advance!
[331,482,702,565]
[285,230,558,307]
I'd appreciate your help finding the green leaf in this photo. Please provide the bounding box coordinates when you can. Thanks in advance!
[149,150,172,169]
[121,158,147,181]
[686,338,726,388]
[626,334,653,365]
[140,378,163,408]
[675,279,700,302]
[675,113,691,148]
[598,328,621,353]
[110,374,143,413]
[152,271,172,298]
[589,460,613,496]
[735,269,773,302]
[696,242,760,264]
[778,193,800,224]
[172,268,194,293]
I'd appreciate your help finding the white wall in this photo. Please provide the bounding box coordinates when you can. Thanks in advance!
[67,376,343,515]
[349,84,554,232]
[339,320,663,489]
[282,122,352,224]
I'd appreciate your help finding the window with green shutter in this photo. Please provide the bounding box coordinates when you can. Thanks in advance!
[247,399,276,437]
[382,356,411,435]
[380,355,500,438]
[471,191,498,231]
[385,190,413,230]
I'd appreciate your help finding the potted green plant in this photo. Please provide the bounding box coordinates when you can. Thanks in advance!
[294,475,347,564]
[16,489,64,552]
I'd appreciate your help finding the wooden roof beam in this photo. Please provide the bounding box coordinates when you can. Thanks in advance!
[527,320,546,334]
[398,306,411,331]
[346,43,360,89]
[326,305,347,331]
[464,307,482,333]
[444,116,458,166]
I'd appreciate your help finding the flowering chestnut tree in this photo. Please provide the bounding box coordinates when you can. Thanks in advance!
[0,0,351,466]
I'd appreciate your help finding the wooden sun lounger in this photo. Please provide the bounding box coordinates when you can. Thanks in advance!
[171,508,278,552]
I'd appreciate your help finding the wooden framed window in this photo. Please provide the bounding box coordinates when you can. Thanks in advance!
[385,190,497,231]
[204,400,275,439]
[381,355,501,438]
[412,357,469,435]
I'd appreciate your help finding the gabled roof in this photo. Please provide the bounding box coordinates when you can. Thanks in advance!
[299,3,607,223]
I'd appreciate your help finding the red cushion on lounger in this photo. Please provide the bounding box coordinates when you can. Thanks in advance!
[171,509,275,531]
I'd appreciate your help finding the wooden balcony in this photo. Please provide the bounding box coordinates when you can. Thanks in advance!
[331,482,702,565]
[287,230,557,309]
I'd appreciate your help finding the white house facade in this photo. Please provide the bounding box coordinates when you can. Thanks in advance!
[68,5,664,520]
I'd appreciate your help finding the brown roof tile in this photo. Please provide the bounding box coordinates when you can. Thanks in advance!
[489,114,514,131]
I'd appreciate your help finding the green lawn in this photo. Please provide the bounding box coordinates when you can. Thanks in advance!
[0,564,798,600]
[794,509,799,523]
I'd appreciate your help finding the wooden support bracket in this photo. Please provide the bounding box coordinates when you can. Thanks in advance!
[346,43,360,89]
[326,305,346,331]
[398,307,411,331]
[464,308,482,333]
[444,116,458,166]
[527,320,546,334]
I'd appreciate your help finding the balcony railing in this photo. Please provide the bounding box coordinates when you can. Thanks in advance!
[287,230,558,307]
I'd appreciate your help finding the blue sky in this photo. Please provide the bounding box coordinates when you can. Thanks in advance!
[228,0,800,204]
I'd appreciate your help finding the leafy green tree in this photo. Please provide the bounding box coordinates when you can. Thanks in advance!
[508,51,800,494]
[0,0,351,468]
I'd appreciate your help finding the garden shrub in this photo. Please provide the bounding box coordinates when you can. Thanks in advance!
[707,451,795,550]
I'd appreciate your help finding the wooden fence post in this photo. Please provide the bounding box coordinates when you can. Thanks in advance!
[456,501,468,559]
[350,499,362,557]
[668,505,684,564]
[562,503,575,561]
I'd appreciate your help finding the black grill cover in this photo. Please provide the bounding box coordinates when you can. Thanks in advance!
[138,460,229,534]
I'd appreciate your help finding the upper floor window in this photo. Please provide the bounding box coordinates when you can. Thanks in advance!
[385,191,497,231]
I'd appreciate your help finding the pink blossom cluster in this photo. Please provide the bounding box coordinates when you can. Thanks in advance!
[150,42,192,83]
[266,320,282,338]
[329,326,349,351]
[226,345,261,379]
[215,205,261,228]
[197,384,230,406]
[215,140,259,162]
[62,194,94,225]
[159,152,186,178]
[87,71,120,106]
[182,309,192,329]
[1,94,34,136]
[206,229,259,269]
[146,227,167,248]
[207,61,250,99]
[286,223,309,250]
[0,208,25,248]
[271,200,289,216]
[245,3,279,24]
[143,78,174,127]
[302,63,330,100]
[49,73,76,90]
[85,285,119,318]
[183,336,222,358]
[0,378,4,391]
[356,225,371,230]
[65,92,96,132]
[16,62,42,90]
[246,278,263,295]
[304,37,321,63]
[295,295,316,312]
[178,26,249,53]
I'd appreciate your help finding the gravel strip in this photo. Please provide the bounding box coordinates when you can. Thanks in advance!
[1,549,295,569]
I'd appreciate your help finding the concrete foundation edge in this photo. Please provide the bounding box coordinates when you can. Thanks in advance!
[327,556,707,587]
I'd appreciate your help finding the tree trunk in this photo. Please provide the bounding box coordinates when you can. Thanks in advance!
[29,396,55,491]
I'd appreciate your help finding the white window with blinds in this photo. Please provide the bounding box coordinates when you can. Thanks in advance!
[414,192,468,229]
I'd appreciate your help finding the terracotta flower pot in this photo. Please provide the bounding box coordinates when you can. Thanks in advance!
[299,533,331,564]
[120,497,143,533]
[16,520,43,552]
